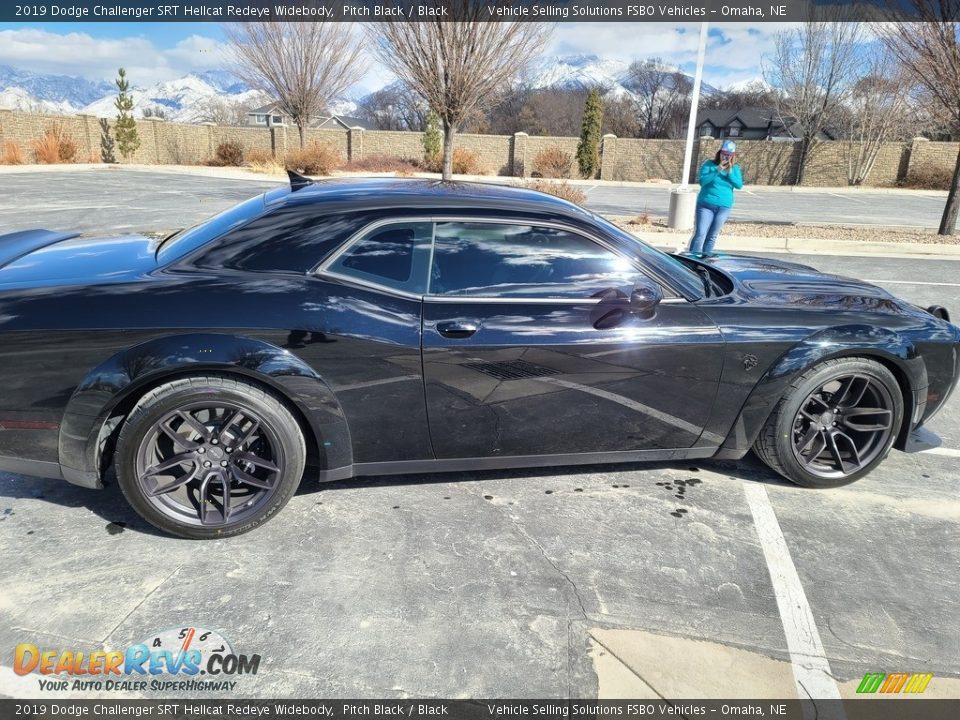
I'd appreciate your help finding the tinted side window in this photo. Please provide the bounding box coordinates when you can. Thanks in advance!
[193,207,366,273]
[430,222,638,299]
[327,222,433,294]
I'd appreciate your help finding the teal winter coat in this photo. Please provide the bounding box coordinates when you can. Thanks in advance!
[697,161,743,208]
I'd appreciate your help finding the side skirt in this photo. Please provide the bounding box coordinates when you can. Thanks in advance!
[314,447,718,483]
[0,455,63,480]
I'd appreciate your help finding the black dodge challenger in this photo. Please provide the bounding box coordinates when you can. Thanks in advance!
[0,176,957,538]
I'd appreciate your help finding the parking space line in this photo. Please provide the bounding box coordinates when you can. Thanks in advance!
[744,484,844,706]
[918,446,960,458]
[864,279,960,287]
[826,192,867,204]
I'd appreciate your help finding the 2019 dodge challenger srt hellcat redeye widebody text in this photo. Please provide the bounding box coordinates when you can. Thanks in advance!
[0,175,957,538]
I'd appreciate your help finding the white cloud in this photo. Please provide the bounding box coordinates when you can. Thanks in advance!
[0,28,229,86]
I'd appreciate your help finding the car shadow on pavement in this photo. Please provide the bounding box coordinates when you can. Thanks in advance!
[0,455,793,538]
[0,470,172,538]
[294,452,795,497]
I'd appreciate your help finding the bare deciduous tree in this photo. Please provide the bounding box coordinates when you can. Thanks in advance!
[625,59,692,139]
[196,94,268,127]
[880,1,960,235]
[368,3,552,179]
[602,94,641,138]
[764,19,864,184]
[357,83,429,131]
[840,48,911,186]
[224,22,366,148]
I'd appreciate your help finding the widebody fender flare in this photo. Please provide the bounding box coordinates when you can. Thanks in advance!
[58,333,352,488]
[713,324,925,459]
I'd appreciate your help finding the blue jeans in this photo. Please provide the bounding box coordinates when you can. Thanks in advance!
[687,202,731,255]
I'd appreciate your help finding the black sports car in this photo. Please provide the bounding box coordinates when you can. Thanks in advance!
[0,175,957,538]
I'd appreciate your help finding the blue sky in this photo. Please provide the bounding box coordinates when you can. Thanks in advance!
[0,22,786,93]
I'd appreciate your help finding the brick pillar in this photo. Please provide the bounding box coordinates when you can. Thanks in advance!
[599,134,617,180]
[348,127,364,163]
[512,132,528,177]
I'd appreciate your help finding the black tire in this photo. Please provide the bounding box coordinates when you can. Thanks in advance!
[754,357,903,488]
[115,375,306,539]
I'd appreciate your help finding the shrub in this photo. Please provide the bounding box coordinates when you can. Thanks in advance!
[532,146,573,178]
[899,167,953,191]
[522,179,587,205]
[33,124,77,164]
[244,147,273,166]
[422,111,442,168]
[451,148,480,175]
[208,141,244,167]
[1,141,25,165]
[341,155,420,174]
[284,142,341,175]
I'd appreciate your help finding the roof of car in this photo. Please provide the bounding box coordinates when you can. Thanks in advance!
[274,177,591,219]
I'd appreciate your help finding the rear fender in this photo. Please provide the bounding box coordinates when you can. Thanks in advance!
[714,325,924,459]
[59,333,351,488]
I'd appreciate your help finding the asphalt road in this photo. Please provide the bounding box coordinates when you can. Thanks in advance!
[0,167,955,232]
[0,169,958,701]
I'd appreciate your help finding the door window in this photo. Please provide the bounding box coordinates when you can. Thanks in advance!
[327,221,433,294]
[429,222,639,299]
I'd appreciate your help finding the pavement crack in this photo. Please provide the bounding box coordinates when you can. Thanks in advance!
[100,564,183,644]
[589,632,670,702]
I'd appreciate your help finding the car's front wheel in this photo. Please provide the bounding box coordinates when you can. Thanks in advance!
[115,375,306,539]
[754,357,903,487]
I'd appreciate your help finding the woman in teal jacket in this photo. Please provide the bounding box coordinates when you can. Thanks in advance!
[687,140,743,256]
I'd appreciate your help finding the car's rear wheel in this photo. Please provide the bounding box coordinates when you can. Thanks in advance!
[115,375,306,539]
[754,357,903,487]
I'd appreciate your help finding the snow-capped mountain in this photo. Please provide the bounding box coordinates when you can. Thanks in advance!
[0,54,720,124]
[527,54,718,99]
[0,66,260,122]
[80,75,262,122]
[0,65,114,109]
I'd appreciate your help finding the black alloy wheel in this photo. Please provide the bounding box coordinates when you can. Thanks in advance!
[790,374,895,479]
[116,376,306,538]
[754,357,904,487]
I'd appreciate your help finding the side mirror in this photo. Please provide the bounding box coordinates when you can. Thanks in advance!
[630,279,663,320]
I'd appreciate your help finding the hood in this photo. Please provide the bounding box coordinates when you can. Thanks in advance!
[0,233,159,287]
[700,253,906,313]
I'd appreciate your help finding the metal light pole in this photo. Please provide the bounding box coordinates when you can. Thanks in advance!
[668,21,709,240]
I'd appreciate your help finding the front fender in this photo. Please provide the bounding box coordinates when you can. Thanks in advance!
[58,333,351,488]
[714,324,925,459]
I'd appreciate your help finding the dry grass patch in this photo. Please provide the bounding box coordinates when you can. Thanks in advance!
[284,142,341,176]
[33,124,78,164]
[521,179,587,205]
[0,141,25,165]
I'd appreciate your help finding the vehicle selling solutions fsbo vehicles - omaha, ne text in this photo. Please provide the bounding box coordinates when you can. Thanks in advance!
[0,175,957,537]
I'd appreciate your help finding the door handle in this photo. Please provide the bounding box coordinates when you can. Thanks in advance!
[436,320,479,339]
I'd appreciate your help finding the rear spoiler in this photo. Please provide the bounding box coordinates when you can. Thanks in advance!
[0,229,81,269]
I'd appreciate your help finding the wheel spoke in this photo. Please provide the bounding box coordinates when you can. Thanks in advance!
[146,465,199,497]
[234,419,261,449]
[796,426,821,453]
[220,475,232,522]
[235,452,279,473]
[825,431,846,473]
[803,433,827,466]
[842,407,893,432]
[218,410,246,444]
[142,452,196,478]
[198,475,214,525]
[158,420,201,451]
[231,465,274,490]
[834,430,862,468]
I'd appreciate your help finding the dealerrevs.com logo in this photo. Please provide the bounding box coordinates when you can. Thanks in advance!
[14,626,261,693]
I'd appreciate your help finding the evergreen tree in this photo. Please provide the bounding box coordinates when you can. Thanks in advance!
[98,118,115,164]
[422,111,442,170]
[114,68,140,161]
[576,88,603,178]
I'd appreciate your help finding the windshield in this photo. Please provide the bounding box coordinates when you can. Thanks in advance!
[157,194,267,262]
[587,213,704,300]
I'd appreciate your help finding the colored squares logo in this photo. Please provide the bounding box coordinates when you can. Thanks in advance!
[857,672,933,694]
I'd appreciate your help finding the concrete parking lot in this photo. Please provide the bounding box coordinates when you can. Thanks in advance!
[0,168,958,701]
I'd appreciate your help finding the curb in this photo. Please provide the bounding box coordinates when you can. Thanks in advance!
[639,232,960,258]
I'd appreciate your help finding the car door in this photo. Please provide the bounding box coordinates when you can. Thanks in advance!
[422,219,725,460]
